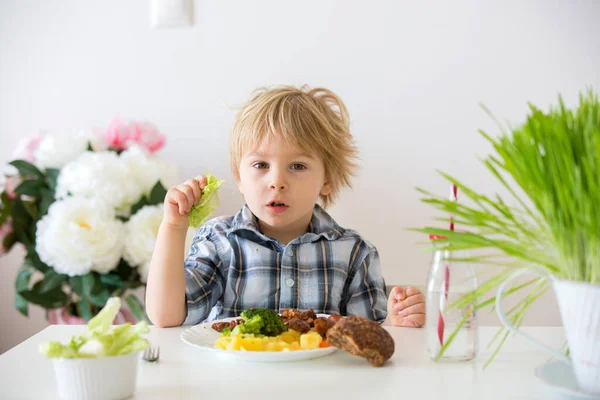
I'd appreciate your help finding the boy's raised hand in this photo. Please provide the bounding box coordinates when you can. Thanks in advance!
[163,175,207,230]
[385,286,426,327]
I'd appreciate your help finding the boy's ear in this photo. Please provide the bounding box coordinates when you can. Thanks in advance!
[320,181,332,196]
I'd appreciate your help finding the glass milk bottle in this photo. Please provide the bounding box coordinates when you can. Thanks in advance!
[425,236,479,361]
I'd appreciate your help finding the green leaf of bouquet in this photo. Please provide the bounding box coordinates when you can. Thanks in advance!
[44,168,60,191]
[130,195,149,216]
[2,231,17,252]
[100,273,126,288]
[81,273,95,296]
[0,191,14,225]
[15,292,28,317]
[77,297,93,321]
[89,289,111,308]
[19,286,68,309]
[38,270,68,293]
[21,200,39,220]
[69,276,84,296]
[14,179,44,197]
[90,272,104,294]
[149,180,167,205]
[24,246,49,273]
[38,188,54,217]
[15,267,32,292]
[9,160,44,179]
[125,294,147,322]
[11,200,33,246]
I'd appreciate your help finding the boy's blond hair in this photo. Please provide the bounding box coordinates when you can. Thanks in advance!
[230,85,359,208]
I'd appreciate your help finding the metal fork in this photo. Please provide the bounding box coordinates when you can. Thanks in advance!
[142,346,160,362]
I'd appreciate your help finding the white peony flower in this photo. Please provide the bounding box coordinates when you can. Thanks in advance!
[36,197,124,276]
[123,204,164,268]
[34,131,91,169]
[56,151,144,216]
[121,144,178,196]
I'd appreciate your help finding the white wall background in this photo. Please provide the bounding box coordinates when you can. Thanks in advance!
[1,0,599,353]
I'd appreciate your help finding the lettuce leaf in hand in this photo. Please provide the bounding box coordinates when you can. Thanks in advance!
[39,297,150,359]
[188,174,225,228]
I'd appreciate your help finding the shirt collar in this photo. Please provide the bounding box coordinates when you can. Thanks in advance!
[227,204,345,244]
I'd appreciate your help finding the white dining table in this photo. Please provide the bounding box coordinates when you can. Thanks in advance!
[0,325,577,400]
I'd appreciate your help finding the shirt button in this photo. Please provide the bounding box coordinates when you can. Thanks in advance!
[285,278,295,287]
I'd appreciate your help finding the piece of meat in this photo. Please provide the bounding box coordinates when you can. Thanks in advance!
[211,322,230,332]
[212,319,244,333]
[299,309,317,326]
[326,315,395,367]
[229,319,244,330]
[327,313,343,325]
[314,317,334,337]
[285,317,311,333]
[281,308,301,322]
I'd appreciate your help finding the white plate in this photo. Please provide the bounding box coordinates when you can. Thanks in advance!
[180,315,337,363]
[535,360,600,399]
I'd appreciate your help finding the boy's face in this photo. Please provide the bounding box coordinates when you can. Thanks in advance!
[238,134,331,239]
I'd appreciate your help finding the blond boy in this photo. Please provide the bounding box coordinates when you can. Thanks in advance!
[146,86,425,327]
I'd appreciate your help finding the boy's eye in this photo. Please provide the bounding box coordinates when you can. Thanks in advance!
[290,164,306,171]
[252,162,268,169]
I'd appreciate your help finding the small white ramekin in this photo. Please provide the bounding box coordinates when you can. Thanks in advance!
[51,351,140,400]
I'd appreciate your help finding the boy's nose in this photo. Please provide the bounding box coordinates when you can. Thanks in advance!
[269,183,287,190]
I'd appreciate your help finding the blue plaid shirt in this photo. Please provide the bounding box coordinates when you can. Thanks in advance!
[183,204,387,325]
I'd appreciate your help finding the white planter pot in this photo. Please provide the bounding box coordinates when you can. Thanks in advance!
[496,269,600,395]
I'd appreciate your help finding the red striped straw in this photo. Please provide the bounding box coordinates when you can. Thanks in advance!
[438,184,458,346]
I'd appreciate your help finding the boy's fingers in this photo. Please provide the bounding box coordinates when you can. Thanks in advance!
[177,185,196,211]
[194,175,208,190]
[171,189,188,215]
[405,286,421,297]
[395,286,407,301]
[387,286,406,312]
[395,302,426,317]
[393,293,425,312]
[185,179,202,205]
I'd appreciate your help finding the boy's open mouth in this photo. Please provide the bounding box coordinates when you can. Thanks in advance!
[266,201,289,213]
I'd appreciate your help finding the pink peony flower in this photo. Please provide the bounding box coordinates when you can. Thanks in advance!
[103,118,165,153]
[103,118,133,151]
[0,219,13,255]
[129,121,165,153]
[11,135,43,164]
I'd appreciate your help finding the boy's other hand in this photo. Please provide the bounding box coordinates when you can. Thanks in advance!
[385,286,426,328]
[163,175,207,230]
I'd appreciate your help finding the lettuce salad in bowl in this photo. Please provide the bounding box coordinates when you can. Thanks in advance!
[40,297,150,400]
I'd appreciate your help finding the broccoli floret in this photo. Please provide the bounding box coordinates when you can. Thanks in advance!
[220,327,231,337]
[239,315,264,335]
[240,308,287,336]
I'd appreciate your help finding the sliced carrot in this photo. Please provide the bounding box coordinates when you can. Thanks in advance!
[319,340,331,348]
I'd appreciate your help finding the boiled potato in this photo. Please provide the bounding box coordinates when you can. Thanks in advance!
[216,328,325,352]
[278,329,301,344]
[300,332,322,350]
